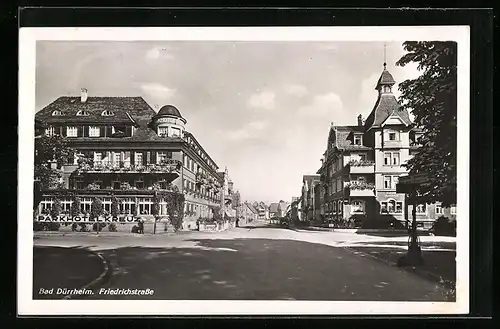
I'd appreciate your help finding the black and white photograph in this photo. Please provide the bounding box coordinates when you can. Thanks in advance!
[18,26,469,315]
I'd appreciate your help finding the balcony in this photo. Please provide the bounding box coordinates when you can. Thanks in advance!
[346,160,375,174]
[76,159,183,175]
[345,181,375,197]
[383,140,403,149]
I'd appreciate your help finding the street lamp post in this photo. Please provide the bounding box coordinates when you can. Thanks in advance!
[396,175,425,266]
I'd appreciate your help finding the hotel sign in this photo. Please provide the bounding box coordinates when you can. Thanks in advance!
[35,215,146,223]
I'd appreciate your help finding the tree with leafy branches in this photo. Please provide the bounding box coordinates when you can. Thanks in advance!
[396,41,457,207]
[34,135,75,190]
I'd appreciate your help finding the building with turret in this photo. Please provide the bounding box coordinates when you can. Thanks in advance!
[316,64,456,228]
[34,90,225,230]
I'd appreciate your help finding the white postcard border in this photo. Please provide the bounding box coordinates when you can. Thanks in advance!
[18,26,470,316]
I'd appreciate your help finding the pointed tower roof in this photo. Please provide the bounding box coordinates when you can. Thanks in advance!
[364,64,411,130]
[375,64,396,90]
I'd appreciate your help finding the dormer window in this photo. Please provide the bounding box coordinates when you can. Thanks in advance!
[76,110,90,116]
[101,110,115,117]
[354,134,363,146]
[51,110,63,116]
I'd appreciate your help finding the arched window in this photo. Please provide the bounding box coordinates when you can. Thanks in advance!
[101,110,115,117]
[51,110,63,116]
[351,200,365,214]
[76,110,90,116]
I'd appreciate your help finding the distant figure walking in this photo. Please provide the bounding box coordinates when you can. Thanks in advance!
[236,217,239,227]
[137,218,144,234]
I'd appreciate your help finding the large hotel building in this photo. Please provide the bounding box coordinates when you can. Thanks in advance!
[34,89,233,230]
[313,64,456,228]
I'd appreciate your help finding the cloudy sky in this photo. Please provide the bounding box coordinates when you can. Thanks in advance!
[35,41,420,203]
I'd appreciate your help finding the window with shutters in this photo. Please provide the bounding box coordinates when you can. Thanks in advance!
[89,126,100,137]
[66,126,77,137]
[158,127,168,137]
[94,152,102,165]
[435,203,443,215]
[157,152,167,164]
[135,152,143,166]
[114,153,122,166]
[45,126,55,136]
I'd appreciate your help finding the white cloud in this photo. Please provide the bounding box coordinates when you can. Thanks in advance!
[284,84,308,97]
[145,47,174,61]
[296,92,346,120]
[247,91,276,111]
[140,82,176,104]
[219,120,269,142]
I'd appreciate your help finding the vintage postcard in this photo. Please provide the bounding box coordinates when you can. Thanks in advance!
[18,26,469,316]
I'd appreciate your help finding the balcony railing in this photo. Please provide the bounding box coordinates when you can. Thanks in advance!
[77,160,183,174]
[345,181,375,197]
[383,140,403,148]
[346,160,375,174]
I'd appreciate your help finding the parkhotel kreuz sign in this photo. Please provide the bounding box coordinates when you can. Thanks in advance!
[35,215,146,223]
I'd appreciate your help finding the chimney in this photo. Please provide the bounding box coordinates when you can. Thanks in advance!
[357,114,363,126]
[81,88,88,103]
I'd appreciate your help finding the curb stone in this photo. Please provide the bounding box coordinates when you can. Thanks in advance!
[343,246,456,292]
[62,250,112,300]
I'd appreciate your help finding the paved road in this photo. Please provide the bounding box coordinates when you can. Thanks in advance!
[33,223,454,301]
[33,246,104,299]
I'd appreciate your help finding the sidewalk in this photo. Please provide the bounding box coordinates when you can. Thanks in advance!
[33,230,200,238]
[346,241,456,294]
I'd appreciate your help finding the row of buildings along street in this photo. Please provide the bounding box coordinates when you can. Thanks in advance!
[34,94,249,232]
[295,64,457,230]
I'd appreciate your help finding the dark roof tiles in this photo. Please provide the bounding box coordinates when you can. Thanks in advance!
[36,96,155,125]
[375,69,396,89]
[363,94,412,130]
[155,105,184,119]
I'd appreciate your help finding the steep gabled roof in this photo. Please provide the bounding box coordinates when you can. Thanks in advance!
[246,203,259,214]
[331,126,371,151]
[364,67,412,130]
[375,68,396,89]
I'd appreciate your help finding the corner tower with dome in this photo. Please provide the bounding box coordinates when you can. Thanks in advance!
[313,63,456,229]
[34,91,227,232]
